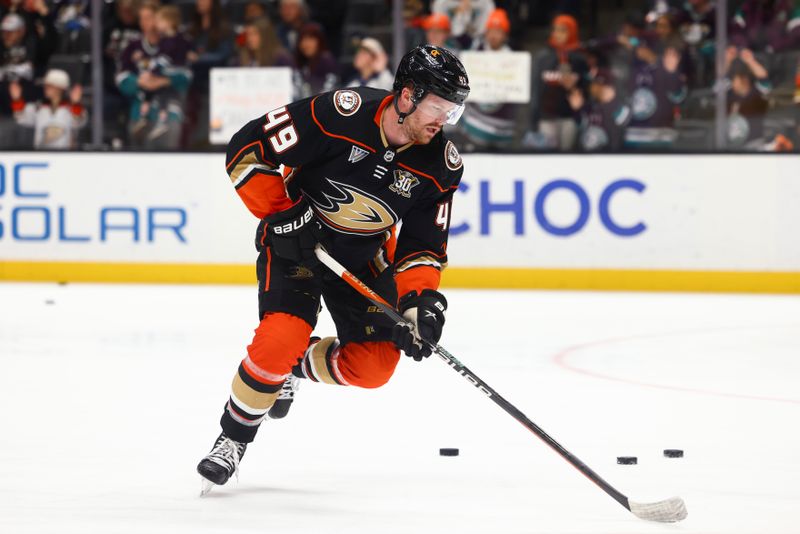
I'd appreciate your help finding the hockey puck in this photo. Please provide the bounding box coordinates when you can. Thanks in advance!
[45,299,55,305]
[663,449,684,458]
[439,448,459,457]
[616,456,637,465]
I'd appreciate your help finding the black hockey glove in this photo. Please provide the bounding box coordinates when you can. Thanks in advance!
[261,199,329,266]
[392,289,447,361]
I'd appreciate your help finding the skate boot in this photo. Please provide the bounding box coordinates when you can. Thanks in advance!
[269,337,320,419]
[197,432,247,495]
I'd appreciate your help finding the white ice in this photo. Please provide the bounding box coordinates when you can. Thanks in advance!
[1,282,799,533]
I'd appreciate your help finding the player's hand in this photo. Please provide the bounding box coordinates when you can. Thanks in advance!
[261,198,329,266]
[392,289,447,361]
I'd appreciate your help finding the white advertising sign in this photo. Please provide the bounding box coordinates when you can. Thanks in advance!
[448,155,800,271]
[1,153,799,273]
[458,51,531,103]
[209,67,293,145]
[0,153,255,264]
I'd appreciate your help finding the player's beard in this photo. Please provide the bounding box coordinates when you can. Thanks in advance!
[403,115,442,144]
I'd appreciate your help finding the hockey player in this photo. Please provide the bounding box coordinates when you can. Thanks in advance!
[197,45,470,492]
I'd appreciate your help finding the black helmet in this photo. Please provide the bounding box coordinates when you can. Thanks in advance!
[393,45,470,106]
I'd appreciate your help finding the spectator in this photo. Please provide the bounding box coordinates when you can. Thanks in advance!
[276,0,308,53]
[403,0,428,50]
[8,68,86,148]
[53,0,90,54]
[623,24,687,149]
[148,5,193,138]
[726,48,770,149]
[0,13,32,84]
[568,67,631,151]
[236,17,293,67]
[117,1,192,148]
[730,0,800,54]
[345,37,392,91]
[423,12,460,52]
[1,0,57,78]
[675,0,715,52]
[528,14,588,151]
[432,0,496,49]
[651,12,693,82]
[460,8,518,149]
[470,7,508,51]
[1,12,35,116]
[185,0,233,148]
[293,22,338,98]
[104,0,141,73]
[102,0,141,146]
[187,0,233,74]
[242,1,267,23]
[674,0,716,87]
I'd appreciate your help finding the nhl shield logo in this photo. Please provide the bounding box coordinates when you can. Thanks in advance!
[389,170,420,198]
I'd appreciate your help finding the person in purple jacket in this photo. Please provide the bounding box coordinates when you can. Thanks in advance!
[730,0,800,54]
[568,67,631,152]
[622,25,687,149]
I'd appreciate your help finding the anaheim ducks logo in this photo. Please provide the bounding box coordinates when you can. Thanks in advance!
[333,90,361,116]
[307,180,398,235]
[444,140,462,171]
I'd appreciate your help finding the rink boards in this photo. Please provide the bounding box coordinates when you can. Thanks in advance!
[0,152,798,292]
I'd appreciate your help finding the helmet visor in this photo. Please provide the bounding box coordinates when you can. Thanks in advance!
[416,97,465,125]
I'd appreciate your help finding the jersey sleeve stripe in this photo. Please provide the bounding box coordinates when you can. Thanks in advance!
[226,140,276,171]
[395,249,448,272]
[310,95,377,153]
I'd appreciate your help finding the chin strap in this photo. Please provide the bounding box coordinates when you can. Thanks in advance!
[393,93,418,124]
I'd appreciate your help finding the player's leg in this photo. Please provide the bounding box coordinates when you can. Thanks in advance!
[197,250,322,490]
[292,266,401,389]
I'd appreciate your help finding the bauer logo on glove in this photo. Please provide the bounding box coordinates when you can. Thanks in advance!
[272,206,314,234]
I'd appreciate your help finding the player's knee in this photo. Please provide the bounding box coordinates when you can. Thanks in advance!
[246,312,313,373]
[339,341,400,389]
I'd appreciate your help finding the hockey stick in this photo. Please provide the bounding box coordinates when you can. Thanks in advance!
[314,246,687,523]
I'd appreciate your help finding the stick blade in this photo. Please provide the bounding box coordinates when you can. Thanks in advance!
[629,497,688,522]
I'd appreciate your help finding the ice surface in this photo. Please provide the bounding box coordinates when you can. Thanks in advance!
[1,283,799,533]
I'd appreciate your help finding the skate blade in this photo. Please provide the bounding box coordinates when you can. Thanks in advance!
[200,478,216,497]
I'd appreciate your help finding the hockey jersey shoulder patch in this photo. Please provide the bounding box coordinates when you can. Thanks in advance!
[333,90,362,117]
[444,140,462,171]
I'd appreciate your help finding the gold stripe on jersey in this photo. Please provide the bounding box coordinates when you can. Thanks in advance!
[305,337,348,385]
[396,255,447,273]
[228,149,280,188]
[231,374,281,411]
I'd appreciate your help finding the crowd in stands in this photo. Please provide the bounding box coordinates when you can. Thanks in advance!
[0,0,799,152]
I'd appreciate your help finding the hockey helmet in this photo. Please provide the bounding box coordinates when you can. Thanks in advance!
[392,45,470,124]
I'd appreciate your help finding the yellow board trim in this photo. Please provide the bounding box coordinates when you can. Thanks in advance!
[1,261,799,293]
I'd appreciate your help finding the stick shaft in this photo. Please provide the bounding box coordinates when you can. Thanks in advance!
[314,247,631,511]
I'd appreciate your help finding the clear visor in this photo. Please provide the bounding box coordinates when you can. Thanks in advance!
[415,98,465,125]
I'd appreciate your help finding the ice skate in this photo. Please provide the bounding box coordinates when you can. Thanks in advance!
[197,433,247,496]
[269,337,319,419]
[267,373,301,419]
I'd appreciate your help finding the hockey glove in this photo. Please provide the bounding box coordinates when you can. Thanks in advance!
[261,199,329,266]
[392,289,447,361]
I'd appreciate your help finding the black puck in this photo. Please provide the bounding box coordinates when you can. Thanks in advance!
[439,448,459,457]
[617,456,637,465]
[664,449,684,458]
[45,299,55,305]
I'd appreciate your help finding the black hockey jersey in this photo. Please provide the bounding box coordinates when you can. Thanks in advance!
[225,86,464,296]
